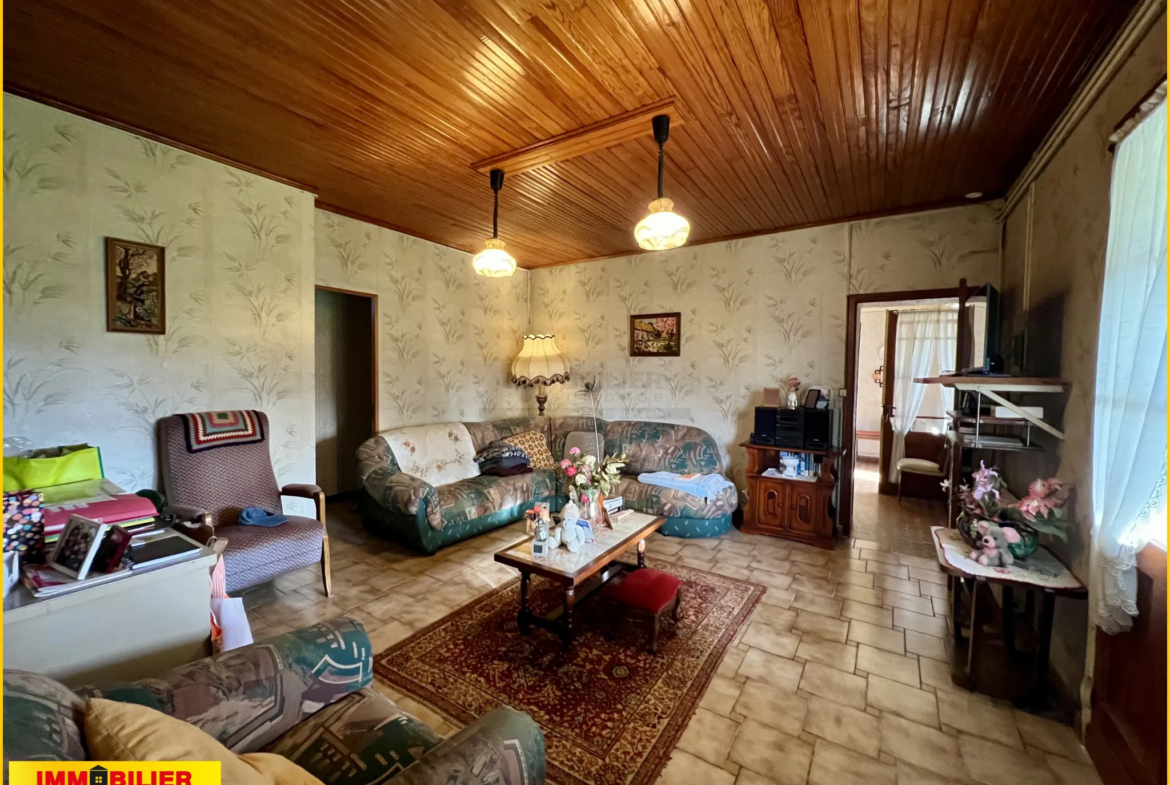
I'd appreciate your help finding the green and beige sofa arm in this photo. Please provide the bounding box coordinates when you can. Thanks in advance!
[393,706,547,785]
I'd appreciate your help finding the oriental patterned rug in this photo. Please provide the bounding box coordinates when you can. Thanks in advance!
[373,558,763,785]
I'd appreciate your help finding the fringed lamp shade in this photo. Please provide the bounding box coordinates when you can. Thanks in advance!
[511,334,570,416]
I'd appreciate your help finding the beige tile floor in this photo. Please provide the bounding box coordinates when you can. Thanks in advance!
[240,498,1102,785]
[852,461,946,560]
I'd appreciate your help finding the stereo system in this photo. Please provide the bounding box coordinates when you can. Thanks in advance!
[751,406,834,450]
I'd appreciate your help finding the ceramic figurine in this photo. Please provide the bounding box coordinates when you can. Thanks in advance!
[780,454,800,477]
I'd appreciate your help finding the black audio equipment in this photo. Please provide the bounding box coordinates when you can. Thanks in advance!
[802,408,833,451]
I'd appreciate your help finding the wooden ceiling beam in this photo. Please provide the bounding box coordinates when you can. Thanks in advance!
[470,97,685,175]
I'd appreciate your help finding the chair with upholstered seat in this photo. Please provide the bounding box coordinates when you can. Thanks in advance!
[895,432,950,506]
[158,410,331,596]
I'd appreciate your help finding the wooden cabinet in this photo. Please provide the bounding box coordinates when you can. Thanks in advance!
[741,442,838,549]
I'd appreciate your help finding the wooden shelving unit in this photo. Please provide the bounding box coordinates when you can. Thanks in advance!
[915,376,1069,526]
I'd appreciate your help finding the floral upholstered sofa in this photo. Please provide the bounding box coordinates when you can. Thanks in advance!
[357,416,737,554]
[3,617,545,784]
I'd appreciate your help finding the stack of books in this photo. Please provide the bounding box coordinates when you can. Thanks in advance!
[21,516,202,600]
[41,488,159,549]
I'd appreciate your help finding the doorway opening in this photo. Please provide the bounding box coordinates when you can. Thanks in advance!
[315,286,377,498]
[841,283,978,557]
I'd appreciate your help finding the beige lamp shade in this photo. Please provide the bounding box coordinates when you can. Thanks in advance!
[511,334,570,386]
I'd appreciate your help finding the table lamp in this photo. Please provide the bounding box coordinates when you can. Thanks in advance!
[511,334,570,417]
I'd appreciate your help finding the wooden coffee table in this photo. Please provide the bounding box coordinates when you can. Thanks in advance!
[494,511,666,650]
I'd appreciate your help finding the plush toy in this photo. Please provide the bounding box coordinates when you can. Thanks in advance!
[559,520,584,552]
[969,521,1021,567]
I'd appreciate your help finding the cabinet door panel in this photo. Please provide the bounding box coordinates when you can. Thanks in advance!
[787,486,819,535]
[756,480,787,533]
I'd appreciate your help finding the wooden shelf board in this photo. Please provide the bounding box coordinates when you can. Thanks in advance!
[740,441,839,456]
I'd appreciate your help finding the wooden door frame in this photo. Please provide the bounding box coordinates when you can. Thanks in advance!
[315,285,380,436]
[840,282,975,538]
[877,310,899,495]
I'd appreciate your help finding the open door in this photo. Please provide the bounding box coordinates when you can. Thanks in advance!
[315,286,377,497]
[877,311,899,495]
[840,280,972,538]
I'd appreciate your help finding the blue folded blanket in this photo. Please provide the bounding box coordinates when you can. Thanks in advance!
[636,472,735,502]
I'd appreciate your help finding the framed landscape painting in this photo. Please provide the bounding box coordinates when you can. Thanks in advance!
[630,312,681,357]
[106,237,165,334]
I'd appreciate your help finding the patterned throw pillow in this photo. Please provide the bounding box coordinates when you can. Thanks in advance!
[503,430,556,470]
[474,442,529,465]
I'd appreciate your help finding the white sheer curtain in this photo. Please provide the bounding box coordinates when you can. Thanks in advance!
[1089,98,1167,634]
[888,310,955,482]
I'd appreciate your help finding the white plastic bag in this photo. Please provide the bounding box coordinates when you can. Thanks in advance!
[211,596,253,651]
[209,555,252,651]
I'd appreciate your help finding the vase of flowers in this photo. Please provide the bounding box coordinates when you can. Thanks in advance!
[785,376,801,409]
[954,462,1068,560]
[560,448,626,527]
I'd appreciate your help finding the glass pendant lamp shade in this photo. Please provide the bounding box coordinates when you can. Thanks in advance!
[635,197,691,250]
[472,238,517,277]
[635,114,690,251]
[474,168,517,277]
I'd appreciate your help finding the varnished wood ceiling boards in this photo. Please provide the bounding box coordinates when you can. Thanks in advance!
[4,0,1139,267]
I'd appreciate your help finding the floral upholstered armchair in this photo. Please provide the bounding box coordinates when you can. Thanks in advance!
[3,617,547,784]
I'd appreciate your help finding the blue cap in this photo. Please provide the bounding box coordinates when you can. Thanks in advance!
[238,506,288,527]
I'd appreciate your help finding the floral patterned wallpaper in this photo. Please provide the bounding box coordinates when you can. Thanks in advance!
[314,211,529,429]
[529,205,1000,490]
[3,95,317,513]
[999,14,1166,701]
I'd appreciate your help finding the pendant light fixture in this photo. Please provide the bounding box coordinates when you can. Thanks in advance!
[472,168,518,277]
[634,114,690,251]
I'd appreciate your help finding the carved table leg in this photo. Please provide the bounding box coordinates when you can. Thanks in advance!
[561,585,576,651]
[518,572,531,635]
[1002,585,1017,656]
[637,539,646,569]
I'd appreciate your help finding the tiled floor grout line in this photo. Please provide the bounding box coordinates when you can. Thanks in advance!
[240,502,1102,785]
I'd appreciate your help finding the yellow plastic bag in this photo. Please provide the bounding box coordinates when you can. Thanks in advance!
[2,445,104,492]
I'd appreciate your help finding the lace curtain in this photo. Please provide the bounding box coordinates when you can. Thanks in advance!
[888,309,957,482]
[1089,98,1167,634]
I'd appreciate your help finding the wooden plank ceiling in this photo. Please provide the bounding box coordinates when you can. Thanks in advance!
[4,0,1137,267]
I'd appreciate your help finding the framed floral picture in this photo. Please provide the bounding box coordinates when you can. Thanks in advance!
[106,237,166,334]
[630,312,681,357]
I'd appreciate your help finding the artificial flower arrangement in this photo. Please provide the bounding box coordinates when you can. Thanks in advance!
[951,461,1069,560]
[559,448,627,527]
[785,376,801,408]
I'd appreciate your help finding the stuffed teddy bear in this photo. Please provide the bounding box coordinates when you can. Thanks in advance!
[969,521,1022,567]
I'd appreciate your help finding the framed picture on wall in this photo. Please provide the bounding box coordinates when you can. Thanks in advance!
[629,312,681,357]
[106,237,166,334]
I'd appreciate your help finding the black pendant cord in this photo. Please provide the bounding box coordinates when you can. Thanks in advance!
[490,168,505,239]
[657,143,665,199]
[492,188,500,239]
[651,114,670,200]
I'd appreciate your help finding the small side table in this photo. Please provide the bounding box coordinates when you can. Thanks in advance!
[931,526,1087,710]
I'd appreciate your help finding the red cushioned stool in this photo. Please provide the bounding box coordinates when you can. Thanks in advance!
[602,568,682,653]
